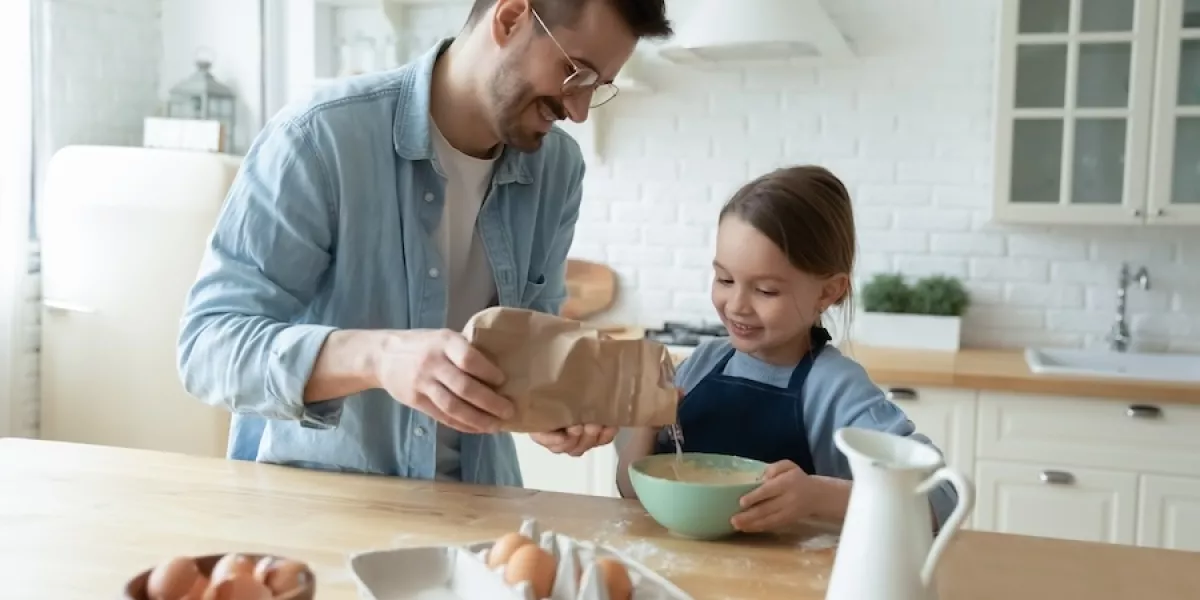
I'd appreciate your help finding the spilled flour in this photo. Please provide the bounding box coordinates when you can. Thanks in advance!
[797,533,840,552]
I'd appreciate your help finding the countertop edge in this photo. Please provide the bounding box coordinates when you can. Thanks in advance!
[602,323,1200,404]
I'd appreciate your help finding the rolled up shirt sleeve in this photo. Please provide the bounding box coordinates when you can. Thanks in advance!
[176,116,343,428]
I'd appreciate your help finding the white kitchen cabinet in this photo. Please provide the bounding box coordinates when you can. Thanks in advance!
[974,460,1140,545]
[879,385,977,473]
[511,433,620,498]
[992,0,1200,225]
[1138,475,1200,551]
[976,392,1200,477]
[970,390,1200,549]
[880,385,979,529]
[1147,0,1200,222]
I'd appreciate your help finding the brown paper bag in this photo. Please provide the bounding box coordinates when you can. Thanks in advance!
[462,306,679,433]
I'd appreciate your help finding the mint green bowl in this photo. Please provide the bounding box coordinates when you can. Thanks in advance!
[628,452,768,540]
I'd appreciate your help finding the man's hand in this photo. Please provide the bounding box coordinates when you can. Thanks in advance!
[373,329,515,434]
[731,460,824,533]
[530,424,618,457]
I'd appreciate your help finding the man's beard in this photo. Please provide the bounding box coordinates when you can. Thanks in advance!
[487,58,567,153]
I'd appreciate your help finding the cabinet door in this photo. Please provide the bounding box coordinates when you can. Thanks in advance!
[880,386,976,473]
[511,434,620,498]
[1138,475,1200,551]
[1147,0,1200,223]
[993,0,1159,224]
[974,460,1139,545]
[882,386,977,529]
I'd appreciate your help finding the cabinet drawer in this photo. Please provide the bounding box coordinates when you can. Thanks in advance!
[974,460,1138,545]
[977,392,1200,477]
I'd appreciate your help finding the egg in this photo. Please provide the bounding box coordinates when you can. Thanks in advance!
[201,573,273,600]
[147,556,201,600]
[209,553,257,584]
[182,574,209,600]
[595,557,633,600]
[253,556,310,596]
[487,532,535,569]
[503,543,556,599]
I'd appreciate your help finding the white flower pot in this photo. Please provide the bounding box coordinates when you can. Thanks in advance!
[851,311,962,352]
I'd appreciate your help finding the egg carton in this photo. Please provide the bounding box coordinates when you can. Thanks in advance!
[348,518,694,600]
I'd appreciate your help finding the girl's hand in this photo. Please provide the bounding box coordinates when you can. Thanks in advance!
[731,460,819,533]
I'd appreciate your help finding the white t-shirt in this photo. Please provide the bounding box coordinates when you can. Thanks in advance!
[429,119,499,481]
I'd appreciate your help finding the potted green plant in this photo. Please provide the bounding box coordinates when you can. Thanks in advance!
[853,273,970,351]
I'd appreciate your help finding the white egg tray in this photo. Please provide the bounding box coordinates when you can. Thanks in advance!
[348,518,694,600]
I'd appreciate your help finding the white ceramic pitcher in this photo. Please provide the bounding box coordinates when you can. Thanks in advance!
[825,427,974,600]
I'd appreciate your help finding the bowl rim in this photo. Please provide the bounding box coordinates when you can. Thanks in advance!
[629,452,768,489]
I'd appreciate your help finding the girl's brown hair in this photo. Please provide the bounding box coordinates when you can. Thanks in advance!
[718,165,856,327]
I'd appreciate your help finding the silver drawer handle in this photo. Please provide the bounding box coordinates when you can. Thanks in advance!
[42,299,95,314]
[1126,404,1162,419]
[1040,470,1075,485]
[885,387,918,401]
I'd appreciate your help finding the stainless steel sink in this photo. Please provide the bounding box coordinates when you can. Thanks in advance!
[1024,347,1200,384]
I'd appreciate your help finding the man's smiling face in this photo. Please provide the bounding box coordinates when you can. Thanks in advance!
[483,0,637,152]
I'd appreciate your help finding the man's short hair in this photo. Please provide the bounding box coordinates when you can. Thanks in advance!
[465,0,673,40]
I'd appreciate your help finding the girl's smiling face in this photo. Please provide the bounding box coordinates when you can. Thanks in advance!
[712,215,847,366]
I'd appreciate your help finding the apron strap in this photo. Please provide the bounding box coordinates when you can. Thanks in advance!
[786,327,833,390]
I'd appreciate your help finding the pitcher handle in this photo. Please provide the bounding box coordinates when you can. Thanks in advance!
[915,466,975,586]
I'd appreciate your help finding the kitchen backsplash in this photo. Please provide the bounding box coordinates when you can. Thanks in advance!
[398,0,1197,352]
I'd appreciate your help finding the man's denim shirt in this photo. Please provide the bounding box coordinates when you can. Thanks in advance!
[177,39,584,486]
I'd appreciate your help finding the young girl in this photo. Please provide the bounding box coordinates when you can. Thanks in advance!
[616,165,957,534]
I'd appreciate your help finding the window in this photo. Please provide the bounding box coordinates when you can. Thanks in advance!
[0,0,34,436]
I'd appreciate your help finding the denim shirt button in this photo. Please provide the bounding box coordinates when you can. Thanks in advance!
[423,192,434,203]
[428,267,439,278]
[414,426,427,437]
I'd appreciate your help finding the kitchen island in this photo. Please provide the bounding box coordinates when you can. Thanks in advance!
[2,438,1198,599]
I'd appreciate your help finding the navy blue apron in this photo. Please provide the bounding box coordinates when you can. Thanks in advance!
[653,327,832,475]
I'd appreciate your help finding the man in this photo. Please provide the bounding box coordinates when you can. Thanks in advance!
[176,0,673,485]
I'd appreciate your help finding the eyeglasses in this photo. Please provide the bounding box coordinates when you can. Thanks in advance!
[530,8,619,109]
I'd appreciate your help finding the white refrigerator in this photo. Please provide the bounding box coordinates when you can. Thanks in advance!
[38,145,240,458]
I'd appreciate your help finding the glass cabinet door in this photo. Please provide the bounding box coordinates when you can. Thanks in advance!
[1148,0,1200,222]
[996,0,1157,223]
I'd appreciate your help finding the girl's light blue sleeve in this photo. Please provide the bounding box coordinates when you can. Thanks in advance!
[802,351,960,530]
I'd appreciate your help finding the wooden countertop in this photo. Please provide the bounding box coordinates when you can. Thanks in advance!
[841,344,1200,404]
[4,438,1199,600]
[601,326,1200,404]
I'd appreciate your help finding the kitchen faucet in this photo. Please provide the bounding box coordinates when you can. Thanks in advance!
[1108,262,1150,353]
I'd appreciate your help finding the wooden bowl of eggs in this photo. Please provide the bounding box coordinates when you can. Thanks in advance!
[123,552,315,600]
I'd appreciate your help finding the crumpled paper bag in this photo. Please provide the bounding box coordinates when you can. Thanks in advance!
[462,306,679,433]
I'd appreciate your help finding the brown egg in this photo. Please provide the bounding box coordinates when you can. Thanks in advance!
[147,556,201,600]
[504,544,556,599]
[181,574,209,600]
[253,557,310,596]
[209,553,257,584]
[487,532,535,569]
[595,558,633,600]
[201,573,272,600]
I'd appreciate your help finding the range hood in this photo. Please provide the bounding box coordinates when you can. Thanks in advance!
[659,0,853,64]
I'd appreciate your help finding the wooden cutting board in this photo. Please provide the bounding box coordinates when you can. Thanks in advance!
[561,259,617,320]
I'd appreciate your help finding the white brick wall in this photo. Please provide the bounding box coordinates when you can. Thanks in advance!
[16,0,163,436]
[392,0,1199,352]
